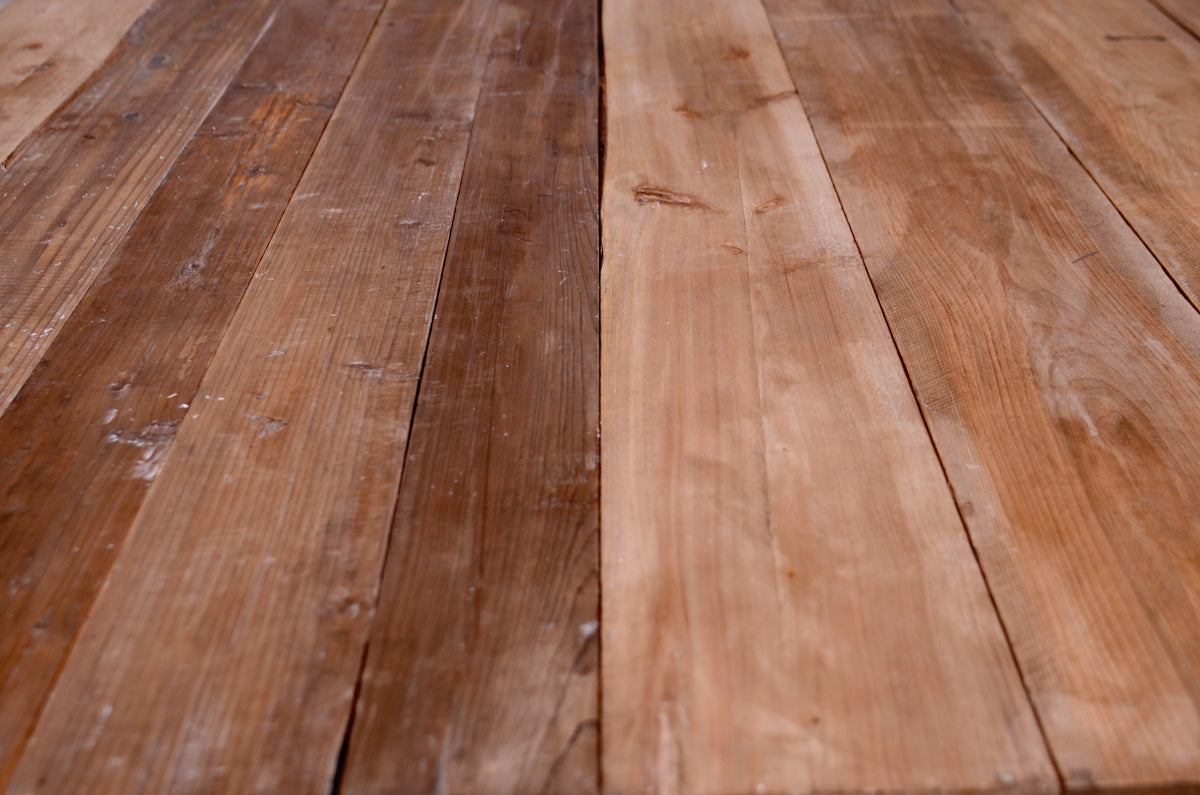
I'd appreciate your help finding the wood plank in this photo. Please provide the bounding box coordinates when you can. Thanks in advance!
[954,0,1200,310]
[0,0,156,163]
[0,0,381,784]
[765,0,1200,789]
[0,0,281,414]
[2,0,498,790]
[600,0,1054,791]
[338,0,599,791]
[1154,0,1200,40]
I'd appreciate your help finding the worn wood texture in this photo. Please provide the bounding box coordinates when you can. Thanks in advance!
[0,0,380,784]
[3,0,497,791]
[601,0,1054,792]
[766,0,1200,789]
[954,0,1200,309]
[1154,0,1200,40]
[339,0,599,792]
[0,0,156,162]
[0,0,281,414]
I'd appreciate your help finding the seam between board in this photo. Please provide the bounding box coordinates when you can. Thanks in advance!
[327,0,506,790]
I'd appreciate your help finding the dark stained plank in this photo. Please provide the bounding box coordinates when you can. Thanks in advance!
[0,0,381,783]
[0,0,156,162]
[3,0,499,790]
[0,0,281,413]
[338,0,599,791]
[766,0,1200,788]
[600,0,1054,792]
[955,0,1200,309]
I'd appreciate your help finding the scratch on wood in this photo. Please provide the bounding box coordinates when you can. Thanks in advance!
[1104,33,1166,42]
[1072,250,1099,263]
[633,184,713,211]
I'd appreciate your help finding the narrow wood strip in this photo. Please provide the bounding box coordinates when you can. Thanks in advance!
[0,0,282,414]
[954,0,1200,309]
[339,0,599,791]
[0,0,156,162]
[601,0,1054,791]
[4,0,497,790]
[0,0,381,782]
[766,0,1200,788]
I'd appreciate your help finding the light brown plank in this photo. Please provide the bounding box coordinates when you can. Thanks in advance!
[954,0,1200,309]
[0,0,281,414]
[339,0,600,790]
[766,0,1200,789]
[0,0,381,783]
[0,0,156,163]
[1154,0,1200,40]
[3,0,498,791]
[601,0,1055,791]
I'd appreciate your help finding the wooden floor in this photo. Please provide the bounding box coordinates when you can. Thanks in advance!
[2,0,1200,792]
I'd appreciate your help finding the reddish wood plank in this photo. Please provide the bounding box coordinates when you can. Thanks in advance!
[4,0,497,790]
[1154,0,1200,40]
[600,0,1054,792]
[767,0,1200,788]
[0,0,381,783]
[0,0,157,162]
[0,0,281,413]
[339,0,599,790]
[955,0,1200,310]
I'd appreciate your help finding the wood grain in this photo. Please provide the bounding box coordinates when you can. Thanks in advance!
[601,0,1054,792]
[954,0,1200,309]
[338,0,599,791]
[0,0,281,414]
[1154,1,1200,40]
[0,0,156,162]
[3,0,498,791]
[766,0,1200,789]
[0,0,381,784]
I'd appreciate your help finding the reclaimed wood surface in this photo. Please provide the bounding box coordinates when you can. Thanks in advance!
[1155,0,1200,38]
[601,0,1055,792]
[4,0,496,790]
[0,0,281,413]
[3,0,1200,791]
[0,0,380,784]
[0,0,156,163]
[339,0,600,790]
[767,0,1200,789]
[956,0,1200,308]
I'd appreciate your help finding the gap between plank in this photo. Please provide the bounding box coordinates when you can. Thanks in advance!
[595,0,606,791]
[323,5,502,789]
[945,0,1200,321]
[753,1,1069,790]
